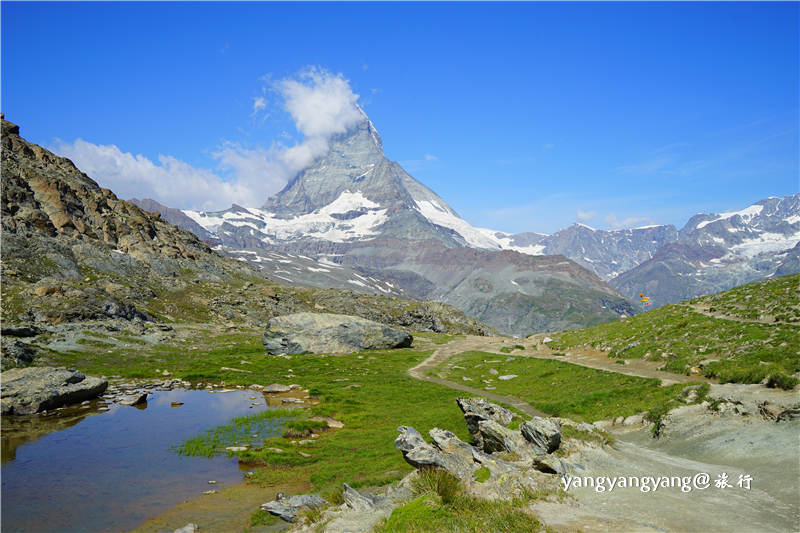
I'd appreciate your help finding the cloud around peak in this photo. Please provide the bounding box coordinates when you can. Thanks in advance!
[51,67,364,211]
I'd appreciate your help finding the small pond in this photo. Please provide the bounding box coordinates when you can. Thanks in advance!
[1,388,288,532]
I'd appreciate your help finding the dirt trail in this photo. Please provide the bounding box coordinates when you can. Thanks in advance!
[413,333,705,389]
[519,334,710,385]
[410,336,548,417]
[683,303,798,327]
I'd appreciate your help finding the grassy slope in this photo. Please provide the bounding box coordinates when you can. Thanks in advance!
[550,274,800,388]
[429,350,692,422]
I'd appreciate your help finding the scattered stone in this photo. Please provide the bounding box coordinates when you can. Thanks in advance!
[263,383,292,393]
[265,447,284,454]
[162,370,171,376]
[622,414,645,426]
[207,480,218,484]
[282,398,304,404]
[520,418,561,454]
[1,367,108,415]
[489,368,499,375]
[220,366,252,373]
[776,405,800,422]
[311,416,345,429]
[226,446,248,452]
[248,384,265,391]
[262,312,412,354]
[298,452,311,458]
[542,337,553,343]
[498,374,518,381]
[171,401,184,407]
[119,393,148,406]
[173,523,199,533]
[202,490,217,495]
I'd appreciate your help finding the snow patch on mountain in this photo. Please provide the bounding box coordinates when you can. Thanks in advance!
[729,230,800,258]
[696,204,764,229]
[185,190,387,243]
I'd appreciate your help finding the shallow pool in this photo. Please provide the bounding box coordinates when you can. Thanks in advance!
[1,388,284,532]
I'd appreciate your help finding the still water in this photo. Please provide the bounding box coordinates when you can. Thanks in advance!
[1,388,282,532]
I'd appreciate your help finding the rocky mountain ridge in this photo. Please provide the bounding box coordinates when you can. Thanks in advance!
[611,194,800,306]
[166,113,638,335]
[1,116,495,369]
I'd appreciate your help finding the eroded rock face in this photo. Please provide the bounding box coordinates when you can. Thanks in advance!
[1,367,107,415]
[521,417,562,454]
[456,397,515,450]
[262,312,412,354]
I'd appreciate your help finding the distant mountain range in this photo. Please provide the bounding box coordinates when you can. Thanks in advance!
[134,110,637,335]
[130,109,799,327]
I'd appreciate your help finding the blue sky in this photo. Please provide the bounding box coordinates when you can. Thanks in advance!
[2,2,798,234]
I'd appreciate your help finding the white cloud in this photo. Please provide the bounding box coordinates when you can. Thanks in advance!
[50,67,366,211]
[424,154,438,161]
[576,209,596,221]
[605,212,652,229]
[252,96,266,114]
[276,67,363,139]
[50,139,259,211]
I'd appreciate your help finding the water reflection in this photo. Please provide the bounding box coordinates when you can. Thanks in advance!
[1,389,284,532]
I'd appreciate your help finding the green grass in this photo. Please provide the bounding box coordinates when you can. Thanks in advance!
[692,273,800,324]
[68,341,480,496]
[375,468,545,533]
[431,351,697,422]
[415,332,465,345]
[176,408,298,457]
[549,275,800,388]
[473,466,491,483]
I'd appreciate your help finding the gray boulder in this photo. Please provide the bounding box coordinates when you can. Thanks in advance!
[1,367,107,415]
[477,419,528,454]
[520,417,562,454]
[262,312,412,355]
[119,392,148,406]
[261,493,328,522]
[456,397,514,449]
[395,426,477,481]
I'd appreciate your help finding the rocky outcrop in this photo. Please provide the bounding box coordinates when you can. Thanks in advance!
[456,397,515,450]
[260,493,328,522]
[1,117,212,261]
[521,417,562,454]
[1,367,107,415]
[395,398,568,500]
[262,312,412,354]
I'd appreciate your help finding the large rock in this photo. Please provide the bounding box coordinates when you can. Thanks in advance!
[1,367,108,415]
[520,417,562,454]
[262,312,412,354]
[456,397,514,449]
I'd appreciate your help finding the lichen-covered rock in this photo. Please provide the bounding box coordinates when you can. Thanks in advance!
[1,367,107,415]
[520,417,562,454]
[262,312,412,354]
